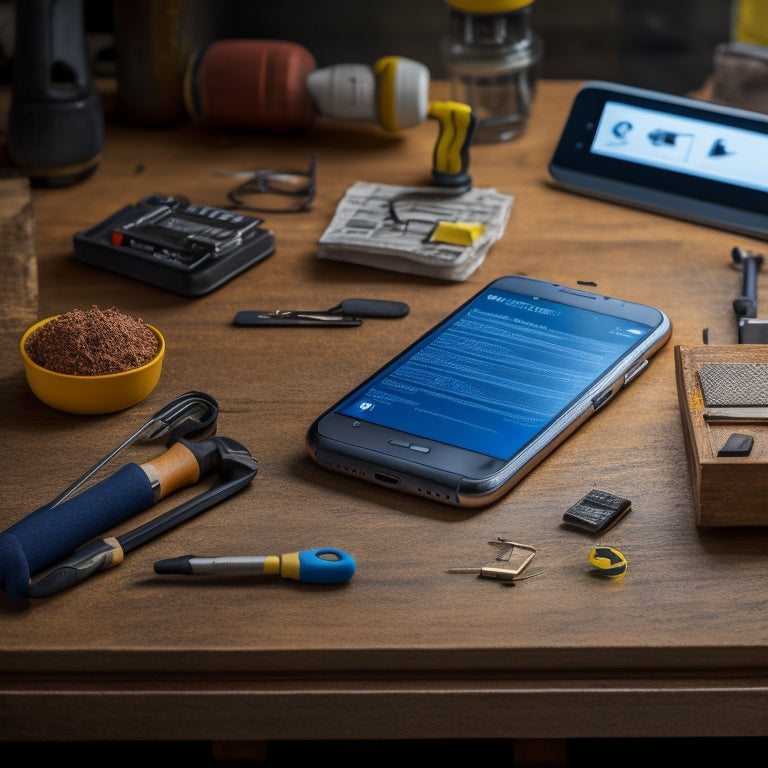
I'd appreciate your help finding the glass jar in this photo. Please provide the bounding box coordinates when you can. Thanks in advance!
[443,0,543,142]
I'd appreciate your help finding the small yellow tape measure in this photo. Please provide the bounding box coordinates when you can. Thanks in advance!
[588,546,627,580]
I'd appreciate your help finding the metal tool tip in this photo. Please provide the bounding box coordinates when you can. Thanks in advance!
[153,556,194,575]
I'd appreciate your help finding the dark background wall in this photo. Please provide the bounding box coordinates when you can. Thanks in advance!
[81,0,734,96]
[0,0,735,95]
[212,0,733,94]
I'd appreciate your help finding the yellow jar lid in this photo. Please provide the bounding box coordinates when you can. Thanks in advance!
[444,0,535,13]
[734,0,768,47]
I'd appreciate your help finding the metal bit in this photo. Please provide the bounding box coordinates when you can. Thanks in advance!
[447,538,537,581]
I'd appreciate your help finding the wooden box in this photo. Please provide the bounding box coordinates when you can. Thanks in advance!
[675,344,768,526]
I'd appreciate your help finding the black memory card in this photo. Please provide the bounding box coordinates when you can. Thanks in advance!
[562,489,631,533]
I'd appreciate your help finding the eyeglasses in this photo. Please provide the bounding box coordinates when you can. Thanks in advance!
[222,153,317,214]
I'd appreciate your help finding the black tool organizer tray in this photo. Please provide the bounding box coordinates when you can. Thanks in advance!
[675,343,768,526]
[73,195,275,297]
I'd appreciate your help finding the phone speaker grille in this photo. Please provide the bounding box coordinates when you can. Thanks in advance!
[316,453,455,503]
[415,486,454,503]
[320,457,367,478]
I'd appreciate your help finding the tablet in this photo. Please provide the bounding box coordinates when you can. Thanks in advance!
[548,80,768,240]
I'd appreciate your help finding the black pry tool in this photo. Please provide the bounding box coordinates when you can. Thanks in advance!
[233,298,410,327]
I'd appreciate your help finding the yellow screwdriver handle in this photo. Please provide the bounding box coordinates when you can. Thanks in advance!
[428,100,476,189]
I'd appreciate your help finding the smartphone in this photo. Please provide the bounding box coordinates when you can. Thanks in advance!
[306,276,672,508]
[549,80,768,240]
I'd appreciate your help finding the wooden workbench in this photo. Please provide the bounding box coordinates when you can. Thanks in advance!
[2,81,768,753]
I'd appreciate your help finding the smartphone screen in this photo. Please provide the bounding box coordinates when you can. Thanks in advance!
[549,81,768,240]
[308,276,671,507]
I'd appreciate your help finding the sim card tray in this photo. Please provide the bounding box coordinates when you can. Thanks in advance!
[447,538,537,581]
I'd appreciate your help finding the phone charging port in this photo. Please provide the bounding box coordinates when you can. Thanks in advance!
[375,472,400,486]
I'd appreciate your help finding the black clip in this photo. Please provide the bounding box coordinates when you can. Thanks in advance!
[233,298,410,327]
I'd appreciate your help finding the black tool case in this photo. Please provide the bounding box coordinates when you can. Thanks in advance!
[73,195,275,296]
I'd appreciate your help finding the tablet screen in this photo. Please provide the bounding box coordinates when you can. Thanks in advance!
[591,100,768,194]
[549,81,768,239]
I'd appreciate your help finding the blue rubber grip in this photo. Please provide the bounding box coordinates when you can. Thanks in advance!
[0,463,154,602]
[297,548,356,584]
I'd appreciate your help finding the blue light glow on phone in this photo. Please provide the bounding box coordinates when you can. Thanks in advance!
[337,289,654,459]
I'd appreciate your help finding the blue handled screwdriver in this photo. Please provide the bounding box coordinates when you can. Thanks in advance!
[153,547,356,585]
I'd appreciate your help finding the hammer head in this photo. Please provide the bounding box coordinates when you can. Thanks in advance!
[732,246,765,269]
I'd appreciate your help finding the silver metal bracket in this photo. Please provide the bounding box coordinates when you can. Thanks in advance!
[447,538,537,581]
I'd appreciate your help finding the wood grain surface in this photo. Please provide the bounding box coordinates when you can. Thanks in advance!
[2,80,768,744]
[0,175,36,378]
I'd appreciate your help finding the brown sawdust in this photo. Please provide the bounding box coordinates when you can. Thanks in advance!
[24,306,160,376]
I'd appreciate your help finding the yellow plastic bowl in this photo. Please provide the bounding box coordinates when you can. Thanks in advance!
[20,316,165,415]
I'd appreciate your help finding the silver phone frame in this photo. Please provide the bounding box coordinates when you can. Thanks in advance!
[306,276,672,508]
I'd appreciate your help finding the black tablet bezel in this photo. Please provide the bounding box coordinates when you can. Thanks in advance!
[549,80,768,239]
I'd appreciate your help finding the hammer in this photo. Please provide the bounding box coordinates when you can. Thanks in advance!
[0,436,258,603]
